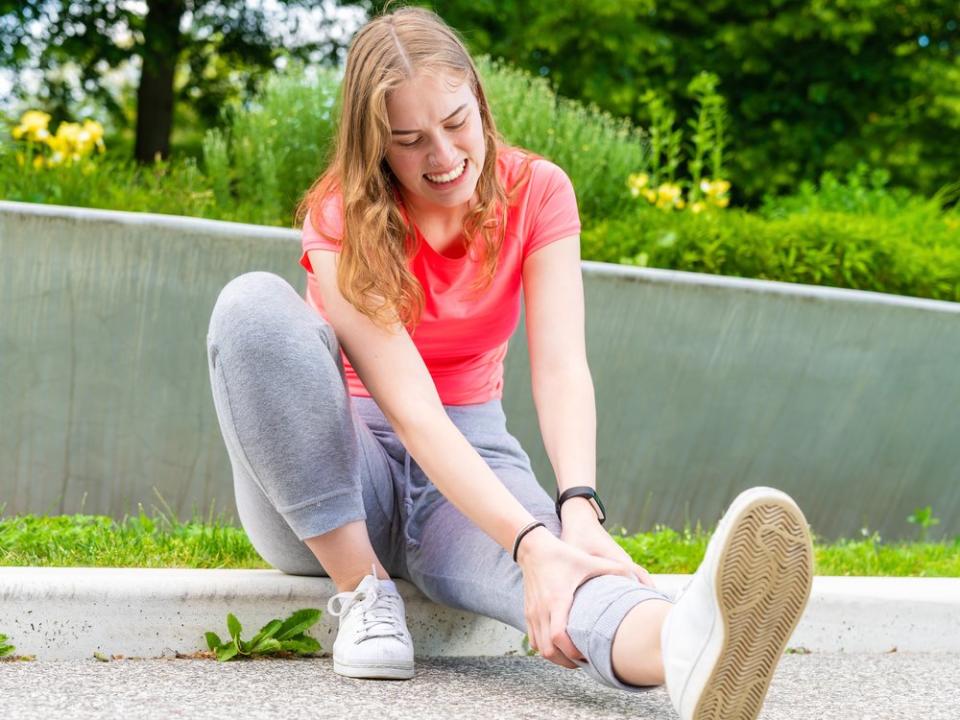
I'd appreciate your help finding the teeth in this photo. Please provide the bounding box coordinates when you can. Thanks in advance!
[426,159,466,184]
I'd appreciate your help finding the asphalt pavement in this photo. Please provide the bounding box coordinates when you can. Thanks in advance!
[1,652,957,719]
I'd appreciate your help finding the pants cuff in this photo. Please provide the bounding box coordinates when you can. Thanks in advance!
[567,575,673,693]
[281,488,365,541]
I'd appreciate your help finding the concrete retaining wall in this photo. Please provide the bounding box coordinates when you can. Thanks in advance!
[2,201,958,539]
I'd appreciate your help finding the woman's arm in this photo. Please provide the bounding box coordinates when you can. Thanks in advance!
[307,248,536,553]
[521,238,656,587]
[521,235,601,528]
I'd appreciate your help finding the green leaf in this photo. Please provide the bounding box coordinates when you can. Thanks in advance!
[0,643,14,658]
[276,608,321,640]
[205,632,223,652]
[279,635,321,655]
[251,637,282,655]
[227,613,242,641]
[216,641,239,662]
[249,619,283,648]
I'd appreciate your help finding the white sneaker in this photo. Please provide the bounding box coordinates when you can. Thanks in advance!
[660,487,813,720]
[326,565,415,680]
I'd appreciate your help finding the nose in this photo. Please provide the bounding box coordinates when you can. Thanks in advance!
[429,134,458,170]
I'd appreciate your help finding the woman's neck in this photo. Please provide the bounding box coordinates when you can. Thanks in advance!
[398,186,478,244]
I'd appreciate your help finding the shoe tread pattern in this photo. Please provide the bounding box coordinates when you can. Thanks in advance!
[693,498,813,720]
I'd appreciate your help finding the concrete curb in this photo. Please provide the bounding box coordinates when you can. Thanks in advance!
[1,568,958,660]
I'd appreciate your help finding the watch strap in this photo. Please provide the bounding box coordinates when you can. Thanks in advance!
[555,486,606,524]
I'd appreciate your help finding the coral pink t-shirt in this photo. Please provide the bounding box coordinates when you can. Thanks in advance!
[298,147,581,405]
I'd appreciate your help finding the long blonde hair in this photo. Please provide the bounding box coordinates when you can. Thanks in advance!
[296,6,523,331]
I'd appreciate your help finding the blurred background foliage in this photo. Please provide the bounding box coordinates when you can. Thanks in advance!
[1,0,958,301]
[371,0,960,205]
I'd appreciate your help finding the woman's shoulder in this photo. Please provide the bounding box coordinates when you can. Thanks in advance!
[301,176,345,247]
[497,146,571,202]
[497,145,570,196]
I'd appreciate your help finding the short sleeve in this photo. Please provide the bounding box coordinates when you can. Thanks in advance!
[298,192,344,274]
[522,160,581,262]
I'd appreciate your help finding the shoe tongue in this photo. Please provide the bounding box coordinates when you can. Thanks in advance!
[355,573,398,595]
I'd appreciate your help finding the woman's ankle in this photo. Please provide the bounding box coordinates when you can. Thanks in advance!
[610,599,672,686]
[303,520,388,591]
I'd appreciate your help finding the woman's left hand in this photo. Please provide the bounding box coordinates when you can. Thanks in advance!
[560,508,656,589]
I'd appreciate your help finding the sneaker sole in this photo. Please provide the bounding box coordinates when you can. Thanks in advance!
[332,659,415,680]
[692,491,813,720]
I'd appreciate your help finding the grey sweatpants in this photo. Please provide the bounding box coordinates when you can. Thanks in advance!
[206,271,672,692]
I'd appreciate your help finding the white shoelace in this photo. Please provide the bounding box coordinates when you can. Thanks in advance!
[327,578,409,643]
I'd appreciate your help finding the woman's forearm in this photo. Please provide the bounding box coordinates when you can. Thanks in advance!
[531,362,598,496]
[396,409,537,554]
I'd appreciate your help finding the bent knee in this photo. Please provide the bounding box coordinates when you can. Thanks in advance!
[207,271,303,347]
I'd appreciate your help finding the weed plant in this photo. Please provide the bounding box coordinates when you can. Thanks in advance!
[205,609,322,661]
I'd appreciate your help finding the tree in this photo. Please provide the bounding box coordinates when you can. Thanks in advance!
[1,0,350,162]
[364,0,960,202]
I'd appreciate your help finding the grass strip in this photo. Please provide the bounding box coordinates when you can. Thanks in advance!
[1,513,958,577]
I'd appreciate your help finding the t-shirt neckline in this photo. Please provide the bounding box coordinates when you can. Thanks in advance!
[416,224,470,264]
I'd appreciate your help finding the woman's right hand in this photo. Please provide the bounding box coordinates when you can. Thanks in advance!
[516,525,638,669]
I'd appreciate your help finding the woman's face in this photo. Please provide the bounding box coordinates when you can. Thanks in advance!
[383,71,486,213]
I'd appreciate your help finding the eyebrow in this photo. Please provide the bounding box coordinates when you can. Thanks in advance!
[391,104,468,135]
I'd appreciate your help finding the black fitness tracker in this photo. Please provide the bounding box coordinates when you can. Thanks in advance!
[555,486,607,524]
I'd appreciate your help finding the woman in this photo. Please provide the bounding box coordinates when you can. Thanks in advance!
[206,7,813,719]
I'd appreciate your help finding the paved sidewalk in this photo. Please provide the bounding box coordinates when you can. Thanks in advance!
[1,652,956,719]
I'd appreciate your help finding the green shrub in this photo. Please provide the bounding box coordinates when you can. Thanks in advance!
[584,170,960,302]
[477,56,648,221]
[0,146,217,218]
[200,65,340,227]
[199,57,650,225]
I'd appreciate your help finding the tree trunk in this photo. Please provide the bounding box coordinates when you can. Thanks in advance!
[135,0,185,163]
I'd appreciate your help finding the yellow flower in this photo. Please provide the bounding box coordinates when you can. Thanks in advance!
[627,172,650,198]
[12,110,53,143]
[655,183,683,211]
[79,119,106,154]
[33,154,45,170]
[47,122,92,164]
[700,178,731,198]
[642,188,657,204]
[690,201,707,214]
[711,196,730,208]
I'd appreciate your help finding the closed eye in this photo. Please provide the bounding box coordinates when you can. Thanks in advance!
[397,118,467,148]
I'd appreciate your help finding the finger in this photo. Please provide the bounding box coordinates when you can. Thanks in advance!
[633,564,656,588]
[537,613,566,667]
[549,595,586,669]
[587,559,636,583]
[525,614,539,654]
[549,601,585,665]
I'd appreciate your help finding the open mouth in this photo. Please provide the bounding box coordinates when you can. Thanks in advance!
[424,159,468,186]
